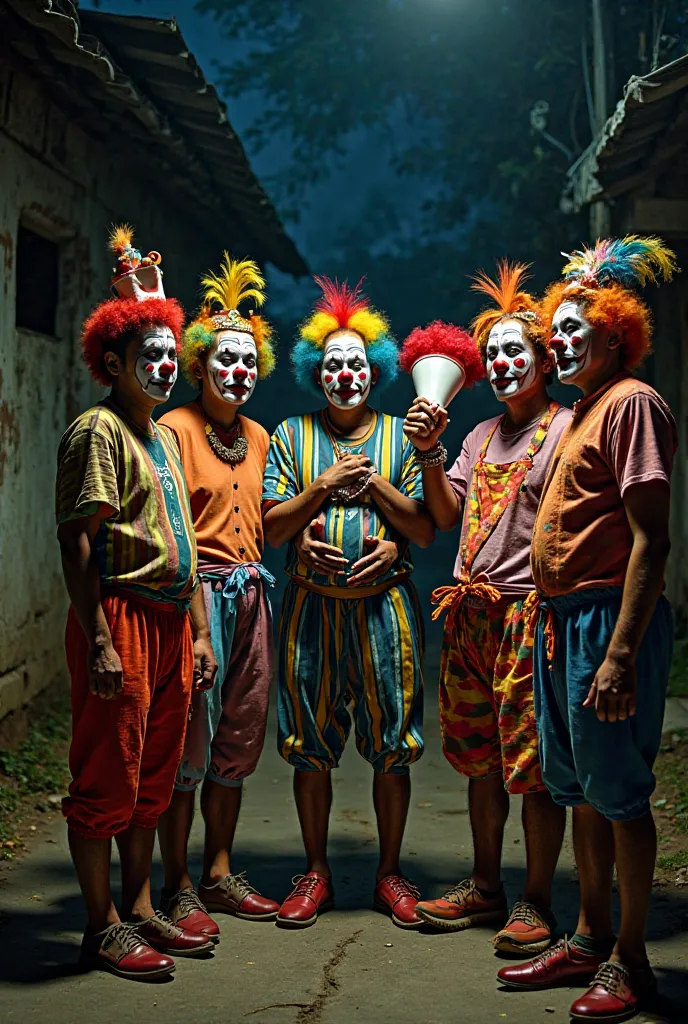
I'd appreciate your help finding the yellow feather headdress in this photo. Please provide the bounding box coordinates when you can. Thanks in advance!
[180,253,275,384]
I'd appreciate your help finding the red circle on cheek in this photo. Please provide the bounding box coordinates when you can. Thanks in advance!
[513,357,527,369]
[324,374,333,383]
[218,369,230,379]
[249,371,256,380]
[145,363,154,373]
[358,372,367,381]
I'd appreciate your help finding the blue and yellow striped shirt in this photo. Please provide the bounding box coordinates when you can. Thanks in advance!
[262,410,423,589]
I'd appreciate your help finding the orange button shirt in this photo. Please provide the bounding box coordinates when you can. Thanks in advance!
[531,374,677,598]
[159,401,269,566]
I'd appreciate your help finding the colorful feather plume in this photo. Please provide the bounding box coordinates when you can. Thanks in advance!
[201,254,266,313]
[314,276,369,325]
[562,235,678,290]
[471,260,544,354]
[108,223,135,257]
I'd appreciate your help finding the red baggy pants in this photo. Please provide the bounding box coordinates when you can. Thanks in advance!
[62,591,193,839]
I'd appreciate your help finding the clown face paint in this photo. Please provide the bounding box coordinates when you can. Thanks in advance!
[485,320,538,402]
[320,330,372,409]
[208,330,258,406]
[134,326,177,403]
[549,301,595,384]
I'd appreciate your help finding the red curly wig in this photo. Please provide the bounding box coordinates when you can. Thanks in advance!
[400,321,484,388]
[540,281,652,370]
[81,296,185,386]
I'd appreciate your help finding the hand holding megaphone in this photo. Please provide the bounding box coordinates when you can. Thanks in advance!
[403,396,450,452]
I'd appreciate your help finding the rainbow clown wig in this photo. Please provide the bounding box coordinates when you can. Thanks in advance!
[81,225,184,387]
[471,261,548,362]
[541,236,679,369]
[180,254,276,385]
[292,276,399,396]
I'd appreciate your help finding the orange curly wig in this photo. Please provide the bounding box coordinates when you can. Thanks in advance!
[81,296,185,387]
[540,281,653,370]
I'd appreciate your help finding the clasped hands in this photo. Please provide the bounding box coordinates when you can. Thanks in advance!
[403,396,450,451]
[296,514,398,586]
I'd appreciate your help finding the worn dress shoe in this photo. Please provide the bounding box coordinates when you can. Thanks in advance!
[497,937,607,990]
[160,886,220,942]
[136,911,215,957]
[570,961,655,1023]
[374,875,422,929]
[80,922,175,980]
[276,872,334,928]
[199,872,280,921]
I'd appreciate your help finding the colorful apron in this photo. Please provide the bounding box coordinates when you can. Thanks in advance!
[432,403,559,630]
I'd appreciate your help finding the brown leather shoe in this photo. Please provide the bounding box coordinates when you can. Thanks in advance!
[80,923,175,980]
[416,878,507,932]
[199,872,280,921]
[136,911,215,957]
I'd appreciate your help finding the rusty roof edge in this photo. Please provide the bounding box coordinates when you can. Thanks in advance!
[563,53,688,212]
[9,0,307,276]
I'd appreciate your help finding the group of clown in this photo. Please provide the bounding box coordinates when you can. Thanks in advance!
[55,224,678,1022]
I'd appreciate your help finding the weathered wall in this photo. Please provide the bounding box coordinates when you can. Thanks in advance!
[0,61,232,725]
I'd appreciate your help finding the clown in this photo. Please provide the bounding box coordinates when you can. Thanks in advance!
[157,255,280,935]
[403,264,571,954]
[498,238,678,1024]
[262,277,434,929]
[55,226,217,979]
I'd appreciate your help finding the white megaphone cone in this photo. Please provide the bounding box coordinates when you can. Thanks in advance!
[411,354,466,408]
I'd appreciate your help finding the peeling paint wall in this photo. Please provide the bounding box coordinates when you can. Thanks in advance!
[0,63,232,724]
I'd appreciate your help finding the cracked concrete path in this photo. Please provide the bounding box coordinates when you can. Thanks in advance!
[1,694,687,1024]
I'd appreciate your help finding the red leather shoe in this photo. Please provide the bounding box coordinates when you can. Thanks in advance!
[136,912,215,958]
[374,875,422,929]
[276,872,334,929]
[160,887,220,943]
[199,872,280,921]
[80,923,175,980]
[570,962,644,1022]
[497,937,607,990]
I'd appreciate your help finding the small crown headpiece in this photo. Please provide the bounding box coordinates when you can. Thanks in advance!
[109,224,165,301]
[200,254,266,336]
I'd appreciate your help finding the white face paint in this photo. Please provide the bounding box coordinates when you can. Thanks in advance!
[207,330,258,406]
[320,330,372,409]
[485,319,538,402]
[549,301,595,384]
[134,326,177,403]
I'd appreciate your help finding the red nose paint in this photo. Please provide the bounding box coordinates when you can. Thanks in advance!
[338,370,354,385]
[233,366,248,381]
[492,359,509,372]
[549,336,565,349]
[160,361,175,375]
[513,357,526,369]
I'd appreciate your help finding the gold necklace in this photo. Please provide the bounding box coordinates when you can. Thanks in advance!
[204,419,248,465]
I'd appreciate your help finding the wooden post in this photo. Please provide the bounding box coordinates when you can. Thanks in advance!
[590,0,612,236]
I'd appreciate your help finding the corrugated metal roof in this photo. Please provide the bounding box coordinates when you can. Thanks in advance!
[564,53,688,212]
[4,0,308,276]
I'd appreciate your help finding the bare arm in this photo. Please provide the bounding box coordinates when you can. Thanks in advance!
[189,588,218,691]
[403,397,461,532]
[584,481,672,722]
[57,510,122,699]
[367,475,435,548]
[263,453,373,548]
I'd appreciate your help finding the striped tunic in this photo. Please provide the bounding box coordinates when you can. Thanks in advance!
[56,400,197,605]
[262,409,423,589]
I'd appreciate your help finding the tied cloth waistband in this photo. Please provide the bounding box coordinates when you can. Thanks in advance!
[200,562,276,601]
[431,580,502,631]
